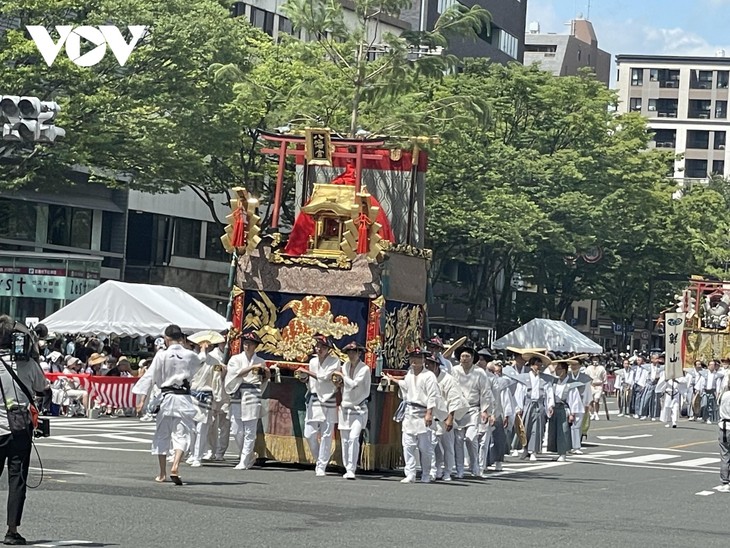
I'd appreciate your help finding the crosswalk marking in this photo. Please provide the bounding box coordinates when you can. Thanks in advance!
[96,433,153,443]
[580,450,633,458]
[618,454,677,464]
[49,436,101,445]
[695,490,715,496]
[672,457,721,467]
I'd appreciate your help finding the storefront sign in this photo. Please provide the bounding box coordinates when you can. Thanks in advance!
[0,266,99,301]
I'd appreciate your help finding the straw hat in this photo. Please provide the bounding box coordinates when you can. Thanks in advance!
[522,351,552,366]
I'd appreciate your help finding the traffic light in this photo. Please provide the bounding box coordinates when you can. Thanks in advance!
[1,95,65,142]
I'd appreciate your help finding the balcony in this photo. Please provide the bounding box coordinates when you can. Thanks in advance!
[656,111,678,118]
[659,80,680,88]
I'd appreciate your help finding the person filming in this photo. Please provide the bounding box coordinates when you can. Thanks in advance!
[0,315,48,545]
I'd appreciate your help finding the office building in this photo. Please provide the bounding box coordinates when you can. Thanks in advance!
[524,18,610,85]
[616,53,730,181]
[401,0,527,64]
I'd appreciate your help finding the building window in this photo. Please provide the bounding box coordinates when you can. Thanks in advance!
[689,99,712,119]
[174,218,201,258]
[649,68,658,81]
[655,98,678,117]
[631,68,643,86]
[652,128,676,148]
[278,15,299,39]
[687,130,710,149]
[712,160,725,175]
[205,222,228,262]
[718,71,729,89]
[250,7,274,36]
[47,205,92,249]
[525,44,557,53]
[685,159,708,178]
[438,0,457,13]
[657,69,680,87]
[230,1,246,18]
[716,100,728,119]
[0,199,36,241]
[629,97,642,111]
[497,29,519,59]
[690,70,713,89]
[715,131,727,150]
[648,98,657,111]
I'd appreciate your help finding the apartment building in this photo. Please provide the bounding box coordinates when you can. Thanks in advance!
[402,0,527,64]
[231,0,411,42]
[616,53,730,181]
[524,18,610,85]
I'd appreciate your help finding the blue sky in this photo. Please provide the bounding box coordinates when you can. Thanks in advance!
[526,0,730,58]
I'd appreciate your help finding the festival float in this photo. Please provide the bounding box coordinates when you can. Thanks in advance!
[668,277,730,369]
[220,129,431,470]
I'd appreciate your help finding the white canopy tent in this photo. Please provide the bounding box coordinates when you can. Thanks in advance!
[492,318,603,354]
[42,280,228,337]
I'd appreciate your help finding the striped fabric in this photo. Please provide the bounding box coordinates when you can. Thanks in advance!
[46,373,138,408]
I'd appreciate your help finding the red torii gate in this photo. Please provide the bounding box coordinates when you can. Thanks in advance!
[259,130,387,228]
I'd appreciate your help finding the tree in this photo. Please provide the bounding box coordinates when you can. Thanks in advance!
[0,0,263,224]
[422,61,684,335]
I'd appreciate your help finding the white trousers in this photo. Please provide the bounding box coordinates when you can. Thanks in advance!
[191,419,210,461]
[571,413,583,449]
[454,425,479,476]
[478,427,493,471]
[231,417,258,467]
[304,419,334,473]
[433,429,455,479]
[152,415,193,455]
[402,431,433,481]
[661,400,679,425]
[340,416,366,474]
[208,410,231,458]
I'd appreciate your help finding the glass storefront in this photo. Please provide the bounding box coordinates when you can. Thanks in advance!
[0,252,102,322]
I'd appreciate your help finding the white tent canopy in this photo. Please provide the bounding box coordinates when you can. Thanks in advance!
[42,281,228,337]
[492,318,603,354]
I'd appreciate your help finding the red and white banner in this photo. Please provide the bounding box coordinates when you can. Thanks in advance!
[46,373,139,408]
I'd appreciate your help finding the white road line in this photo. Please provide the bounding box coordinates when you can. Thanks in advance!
[695,490,715,496]
[570,458,717,474]
[672,457,721,467]
[489,461,569,477]
[581,450,634,458]
[618,454,677,464]
[35,443,149,453]
[29,467,86,476]
[48,436,101,445]
[96,433,153,443]
[591,441,715,456]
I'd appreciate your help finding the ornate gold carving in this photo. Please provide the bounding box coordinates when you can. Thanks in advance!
[269,249,352,270]
[382,242,433,260]
[243,292,359,362]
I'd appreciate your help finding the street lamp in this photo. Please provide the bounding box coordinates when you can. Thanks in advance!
[1,95,65,142]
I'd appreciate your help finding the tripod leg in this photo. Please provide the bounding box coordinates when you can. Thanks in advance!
[602,393,610,421]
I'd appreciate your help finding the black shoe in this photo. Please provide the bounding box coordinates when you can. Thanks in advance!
[3,531,26,545]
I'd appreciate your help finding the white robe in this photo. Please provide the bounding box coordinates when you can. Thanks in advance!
[451,365,495,429]
[397,369,439,435]
[306,354,341,423]
[136,344,200,419]
[338,360,371,429]
[225,352,268,422]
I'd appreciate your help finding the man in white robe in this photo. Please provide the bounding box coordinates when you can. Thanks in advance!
[548,361,584,462]
[585,358,607,421]
[296,334,341,477]
[204,341,230,461]
[632,358,649,419]
[386,348,439,483]
[687,361,704,421]
[133,324,200,485]
[451,346,495,478]
[426,355,467,481]
[521,353,555,462]
[333,341,371,480]
[225,331,269,470]
[567,360,590,454]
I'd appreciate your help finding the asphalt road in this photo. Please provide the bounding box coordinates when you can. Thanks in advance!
[4,403,728,548]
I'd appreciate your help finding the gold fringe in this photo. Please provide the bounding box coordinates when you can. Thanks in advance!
[254,433,403,471]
